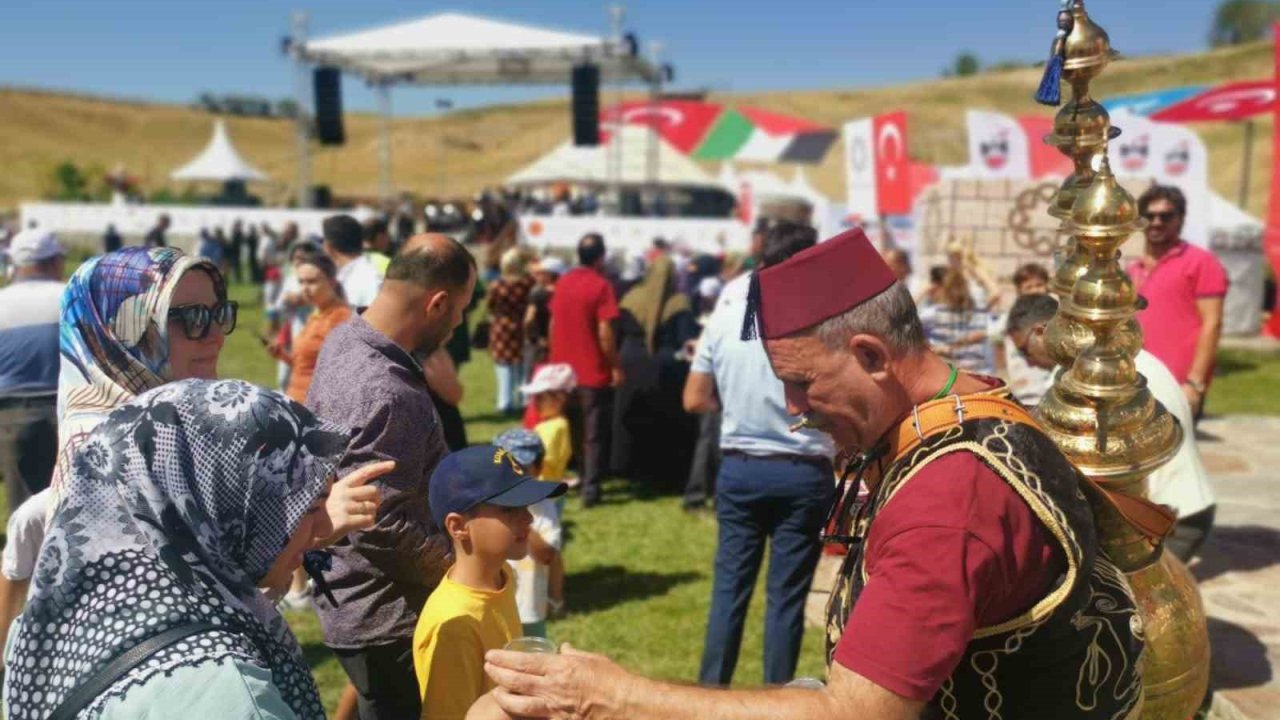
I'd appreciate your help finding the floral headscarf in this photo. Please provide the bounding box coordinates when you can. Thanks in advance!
[53,247,224,500]
[4,379,348,719]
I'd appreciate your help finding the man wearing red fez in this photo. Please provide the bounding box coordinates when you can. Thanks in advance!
[480,229,1146,720]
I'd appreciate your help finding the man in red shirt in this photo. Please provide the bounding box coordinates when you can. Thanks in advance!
[1126,185,1228,417]
[481,229,1145,720]
[549,233,622,507]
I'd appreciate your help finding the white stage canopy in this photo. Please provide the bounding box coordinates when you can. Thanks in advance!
[171,119,268,183]
[506,126,717,188]
[297,12,660,84]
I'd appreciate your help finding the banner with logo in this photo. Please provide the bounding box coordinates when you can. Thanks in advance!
[1107,110,1210,245]
[842,112,911,220]
[964,110,1032,179]
[843,117,878,221]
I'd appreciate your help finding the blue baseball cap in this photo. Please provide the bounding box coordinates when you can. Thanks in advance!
[429,444,567,530]
[494,429,545,470]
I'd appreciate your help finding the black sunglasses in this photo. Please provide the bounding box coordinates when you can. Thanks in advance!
[1142,211,1179,223]
[167,301,238,340]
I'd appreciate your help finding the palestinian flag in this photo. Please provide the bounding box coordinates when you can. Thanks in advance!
[602,100,837,164]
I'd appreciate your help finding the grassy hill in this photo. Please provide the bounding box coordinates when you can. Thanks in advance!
[0,39,1273,216]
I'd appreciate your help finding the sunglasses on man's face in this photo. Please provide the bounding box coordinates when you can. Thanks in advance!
[1142,211,1179,224]
[167,301,238,340]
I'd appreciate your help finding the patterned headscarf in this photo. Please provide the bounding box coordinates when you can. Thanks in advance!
[53,247,224,499]
[4,379,348,719]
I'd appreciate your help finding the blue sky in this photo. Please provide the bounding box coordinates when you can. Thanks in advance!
[0,0,1226,115]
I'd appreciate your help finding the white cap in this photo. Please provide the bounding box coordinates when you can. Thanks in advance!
[520,363,578,395]
[535,256,567,276]
[9,229,66,267]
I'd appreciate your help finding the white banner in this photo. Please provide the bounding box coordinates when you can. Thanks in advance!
[842,117,878,221]
[518,215,751,255]
[964,110,1032,179]
[1107,110,1210,246]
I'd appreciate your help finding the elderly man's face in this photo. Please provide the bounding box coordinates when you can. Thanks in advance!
[764,333,887,452]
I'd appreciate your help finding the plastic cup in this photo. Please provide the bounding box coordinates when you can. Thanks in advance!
[785,677,826,690]
[504,636,558,654]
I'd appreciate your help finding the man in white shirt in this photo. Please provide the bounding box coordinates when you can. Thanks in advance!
[323,214,384,309]
[1009,293,1215,560]
[682,220,835,686]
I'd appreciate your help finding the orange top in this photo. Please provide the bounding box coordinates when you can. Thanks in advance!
[286,304,353,403]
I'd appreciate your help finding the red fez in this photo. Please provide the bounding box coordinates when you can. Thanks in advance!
[742,228,897,340]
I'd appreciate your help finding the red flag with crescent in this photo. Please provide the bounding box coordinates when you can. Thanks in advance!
[873,112,910,214]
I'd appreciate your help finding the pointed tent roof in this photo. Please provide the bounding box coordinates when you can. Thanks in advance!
[505,125,716,188]
[298,12,659,84]
[171,120,268,182]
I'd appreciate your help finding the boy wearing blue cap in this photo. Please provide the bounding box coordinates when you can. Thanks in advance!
[413,445,566,720]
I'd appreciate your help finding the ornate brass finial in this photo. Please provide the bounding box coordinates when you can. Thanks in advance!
[1032,2,1210,717]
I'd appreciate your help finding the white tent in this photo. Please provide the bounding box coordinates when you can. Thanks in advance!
[171,120,267,183]
[506,125,717,188]
[290,11,663,202]
[298,12,660,84]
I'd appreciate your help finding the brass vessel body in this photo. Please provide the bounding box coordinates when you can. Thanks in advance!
[1033,3,1210,717]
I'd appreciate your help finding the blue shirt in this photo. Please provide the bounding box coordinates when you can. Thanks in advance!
[0,279,63,395]
[692,274,834,458]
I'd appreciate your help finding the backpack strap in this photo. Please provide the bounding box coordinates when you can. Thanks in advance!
[48,621,222,720]
[885,394,1177,542]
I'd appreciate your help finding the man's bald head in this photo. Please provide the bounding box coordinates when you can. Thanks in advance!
[386,233,476,293]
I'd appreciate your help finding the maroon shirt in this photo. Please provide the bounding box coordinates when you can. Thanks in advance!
[833,452,1063,701]
[549,266,620,388]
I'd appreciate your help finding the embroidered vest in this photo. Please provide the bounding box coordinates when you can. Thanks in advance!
[825,401,1145,719]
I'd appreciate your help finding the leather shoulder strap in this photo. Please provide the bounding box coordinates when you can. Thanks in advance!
[48,621,223,720]
[888,395,1176,542]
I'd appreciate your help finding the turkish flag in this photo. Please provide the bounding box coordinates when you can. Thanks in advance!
[1151,80,1276,123]
[874,112,910,214]
[600,100,723,155]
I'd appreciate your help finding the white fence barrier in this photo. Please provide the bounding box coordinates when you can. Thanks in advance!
[20,202,374,244]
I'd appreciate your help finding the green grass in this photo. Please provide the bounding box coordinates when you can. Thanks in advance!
[3,278,1277,716]
[1206,348,1280,417]
[214,281,827,713]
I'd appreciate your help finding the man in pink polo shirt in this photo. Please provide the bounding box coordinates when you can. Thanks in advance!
[1127,185,1228,417]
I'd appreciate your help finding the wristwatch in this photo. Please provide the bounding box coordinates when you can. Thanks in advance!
[1185,379,1206,395]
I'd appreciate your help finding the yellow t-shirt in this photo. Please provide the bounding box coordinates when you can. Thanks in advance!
[413,564,522,720]
[534,416,572,482]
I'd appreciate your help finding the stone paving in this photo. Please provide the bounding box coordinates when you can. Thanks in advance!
[805,414,1280,718]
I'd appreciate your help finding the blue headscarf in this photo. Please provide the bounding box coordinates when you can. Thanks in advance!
[54,247,223,498]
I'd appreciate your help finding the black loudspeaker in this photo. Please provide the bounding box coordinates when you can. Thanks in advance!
[313,67,345,145]
[309,185,333,209]
[571,63,600,147]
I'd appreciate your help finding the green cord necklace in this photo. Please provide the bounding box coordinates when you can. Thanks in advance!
[929,364,959,401]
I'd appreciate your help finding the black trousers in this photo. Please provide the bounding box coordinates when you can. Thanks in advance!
[683,412,721,507]
[332,639,420,720]
[0,395,57,513]
[1165,505,1216,562]
[576,387,613,504]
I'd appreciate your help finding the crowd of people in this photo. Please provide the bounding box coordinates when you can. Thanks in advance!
[0,180,1230,719]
